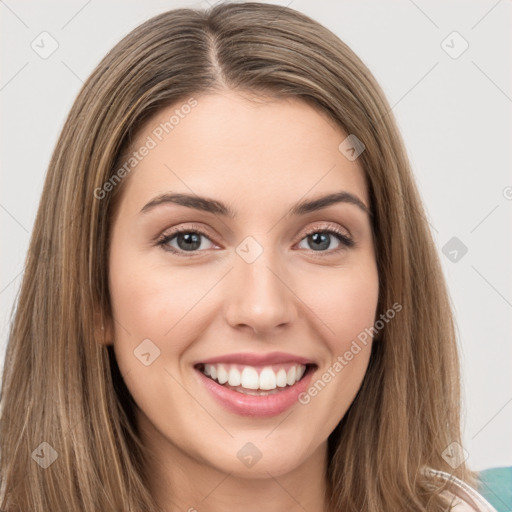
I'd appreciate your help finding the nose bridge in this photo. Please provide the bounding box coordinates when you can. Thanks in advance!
[225,234,296,331]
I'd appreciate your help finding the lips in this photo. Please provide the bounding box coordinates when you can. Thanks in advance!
[197,351,316,367]
[194,351,316,391]
[193,352,317,417]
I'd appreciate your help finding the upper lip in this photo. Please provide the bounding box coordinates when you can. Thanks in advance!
[195,351,316,367]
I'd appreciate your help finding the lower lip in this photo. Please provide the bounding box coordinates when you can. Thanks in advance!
[195,366,315,417]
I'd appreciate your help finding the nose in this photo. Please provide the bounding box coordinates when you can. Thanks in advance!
[224,242,297,336]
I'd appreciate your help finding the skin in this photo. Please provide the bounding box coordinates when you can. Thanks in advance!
[103,90,379,512]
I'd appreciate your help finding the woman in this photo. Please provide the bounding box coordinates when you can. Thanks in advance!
[0,2,497,511]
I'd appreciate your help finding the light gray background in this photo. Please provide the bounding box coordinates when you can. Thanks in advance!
[1,0,511,472]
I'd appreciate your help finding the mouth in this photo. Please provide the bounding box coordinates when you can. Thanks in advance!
[194,362,316,396]
[193,357,318,417]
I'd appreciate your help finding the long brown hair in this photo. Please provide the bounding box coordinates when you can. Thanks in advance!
[0,2,477,510]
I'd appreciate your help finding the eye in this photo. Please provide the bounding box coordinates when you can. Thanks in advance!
[296,226,354,254]
[156,223,355,257]
[156,226,217,256]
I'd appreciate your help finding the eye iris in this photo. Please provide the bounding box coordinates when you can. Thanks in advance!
[177,232,201,251]
[308,232,330,251]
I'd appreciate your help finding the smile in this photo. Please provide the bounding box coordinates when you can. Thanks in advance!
[193,353,317,417]
[198,362,308,394]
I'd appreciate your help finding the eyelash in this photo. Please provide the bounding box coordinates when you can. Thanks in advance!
[155,224,355,258]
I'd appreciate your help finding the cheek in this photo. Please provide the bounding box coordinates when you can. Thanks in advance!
[108,241,205,343]
[295,255,378,401]
[298,257,379,349]
[335,276,379,344]
[107,248,210,433]
[107,242,226,397]
[294,262,378,432]
[107,242,185,374]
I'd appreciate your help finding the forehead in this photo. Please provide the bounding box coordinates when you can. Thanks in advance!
[117,90,369,216]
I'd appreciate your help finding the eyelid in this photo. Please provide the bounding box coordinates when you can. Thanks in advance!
[154,222,217,243]
[297,223,355,252]
[155,222,219,256]
[300,222,352,241]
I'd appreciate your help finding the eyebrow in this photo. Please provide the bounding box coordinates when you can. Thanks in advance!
[140,191,371,217]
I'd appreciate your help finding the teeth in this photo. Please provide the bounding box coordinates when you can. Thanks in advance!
[217,364,228,384]
[286,366,296,385]
[259,367,277,390]
[276,368,287,388]
[241,367,259,389]
[228,366,241,386]
[200,363,308,391]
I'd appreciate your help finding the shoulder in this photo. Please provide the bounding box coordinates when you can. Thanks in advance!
[424,468,498,512]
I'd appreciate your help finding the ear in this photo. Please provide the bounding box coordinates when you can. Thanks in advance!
[93,307,114,346]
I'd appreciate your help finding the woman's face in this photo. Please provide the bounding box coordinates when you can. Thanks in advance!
[107,90,379,479]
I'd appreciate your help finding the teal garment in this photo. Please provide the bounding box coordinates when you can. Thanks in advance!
[477,467,512,512]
